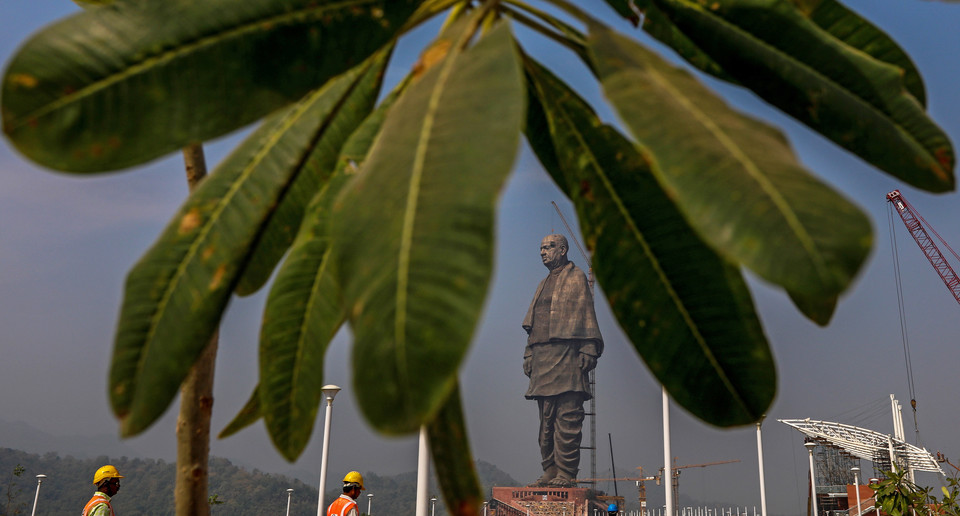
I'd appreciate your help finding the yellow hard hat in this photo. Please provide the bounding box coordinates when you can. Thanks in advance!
[93,465,124,485]
[342,471,364,490]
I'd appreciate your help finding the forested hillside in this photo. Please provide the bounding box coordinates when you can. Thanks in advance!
[0,448,518,515]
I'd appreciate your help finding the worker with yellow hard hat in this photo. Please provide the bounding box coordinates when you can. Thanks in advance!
[83,465,124,516]
[326,471,365,516]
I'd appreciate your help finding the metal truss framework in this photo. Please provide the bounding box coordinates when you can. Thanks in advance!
[779,419,944,475]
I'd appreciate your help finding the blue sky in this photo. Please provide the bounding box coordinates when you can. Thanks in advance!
[2,1,960,514]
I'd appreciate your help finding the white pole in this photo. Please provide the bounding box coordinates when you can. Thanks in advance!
[368,493,374,516]
[852,467,861,516]
[756,419,768,516]
[286,489,294,516]
[416,426,430,516]
[805,442,818,516]
[663,387,673,516]
[317,385,341,516]
[431,496,437,516]
[29,474,45,516]
[889,395,899,440]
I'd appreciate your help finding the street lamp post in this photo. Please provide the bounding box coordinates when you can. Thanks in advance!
[316,385,341,516]
[851,467,861,516]
[756,418,767,516]
[29,474,46,516]
[416,427,430,516]
[805,441,818,516]
[367,493,373,515]
[286,489,294,516]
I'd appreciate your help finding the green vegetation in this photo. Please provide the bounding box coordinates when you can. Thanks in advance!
[2,464,26,516]
[2,0,954,513]
[1,448,317,516]
[0,447,517,516]
[873,466,960,516]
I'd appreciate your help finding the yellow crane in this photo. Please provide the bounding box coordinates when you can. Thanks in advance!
[579,459,740,509]
[657,459,741,509]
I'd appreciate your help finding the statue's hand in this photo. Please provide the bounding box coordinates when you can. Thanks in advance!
[523,356,532,377]
[579,353,597,373]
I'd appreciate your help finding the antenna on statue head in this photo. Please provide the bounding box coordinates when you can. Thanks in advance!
[550,201,592,292]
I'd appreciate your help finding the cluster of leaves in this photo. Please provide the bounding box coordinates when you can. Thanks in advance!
[2,0,955,511]
[872,467,960,516]
[2,464,26,516]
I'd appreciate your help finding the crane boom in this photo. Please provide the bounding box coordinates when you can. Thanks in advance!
[886,190,960,306]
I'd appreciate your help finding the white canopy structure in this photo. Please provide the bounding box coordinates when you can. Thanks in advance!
[779,418,944,475]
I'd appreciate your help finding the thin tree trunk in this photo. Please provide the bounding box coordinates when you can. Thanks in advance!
[175,143,217,516]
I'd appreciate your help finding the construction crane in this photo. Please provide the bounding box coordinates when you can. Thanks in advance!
[577,469,657,510]
[886,190,960,306]
[886,189,960,442]
[579,460,740,509]
[659,459,741,509]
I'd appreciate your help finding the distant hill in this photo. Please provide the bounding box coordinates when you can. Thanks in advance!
[0,419,142,460]
[0,447,519,516]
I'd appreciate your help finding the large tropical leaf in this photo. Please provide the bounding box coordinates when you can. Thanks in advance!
[602,0,642,25]
[332,18,525,434]
[258,174,347,460]
[589,26,872,300]
[235,49,391,295]
[789,0,926,106]
[647,0,954,192]
[641,3,737,83]
[109,62,385,436]
[524,57,774,425]
[257,81,406,460]
[428,385,482,516]
[1,0,418,172]
[218,384,262,439]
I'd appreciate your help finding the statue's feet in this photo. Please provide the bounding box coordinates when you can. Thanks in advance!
[528,473,553,487]
[548,475,577,488]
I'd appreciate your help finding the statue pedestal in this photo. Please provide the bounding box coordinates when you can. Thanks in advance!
[490,486,594,516]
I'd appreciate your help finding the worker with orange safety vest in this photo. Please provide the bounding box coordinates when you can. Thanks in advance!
[82,465,124,516]
[326,471,365,516]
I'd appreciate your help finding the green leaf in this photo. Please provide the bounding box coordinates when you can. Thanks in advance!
[589,26,872,299]
[602,0,642,26]
[109,61,386,437]
[218,384,262,439]
[647,0,954,192]
[259,175,347,461]
[332,18,525,434]
[642,3,737,83]
[524,57,773,425]
[789,0,926,106]
[256,82,406,460]
[787,290,836,326]
[1,0,418,172]
[428,384,482,515]
[235,49,391,296]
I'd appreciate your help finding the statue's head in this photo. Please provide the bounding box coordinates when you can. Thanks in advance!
[540,234,569,270]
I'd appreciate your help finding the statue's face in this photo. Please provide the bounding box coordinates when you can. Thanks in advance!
[540,237,566,269]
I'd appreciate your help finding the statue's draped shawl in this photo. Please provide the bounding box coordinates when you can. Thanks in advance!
[522,261,604,399]
[523,261,603,346]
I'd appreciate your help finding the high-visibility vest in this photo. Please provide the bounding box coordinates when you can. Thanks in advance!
[326,494,358,516]
[82,493,115,516]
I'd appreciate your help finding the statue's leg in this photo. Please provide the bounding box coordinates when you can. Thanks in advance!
[530,398,558,486]
[549,392,584,487]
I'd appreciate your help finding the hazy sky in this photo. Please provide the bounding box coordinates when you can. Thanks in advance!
[2,1,959,515]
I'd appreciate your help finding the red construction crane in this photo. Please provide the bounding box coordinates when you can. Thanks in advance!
[886,190,960,306]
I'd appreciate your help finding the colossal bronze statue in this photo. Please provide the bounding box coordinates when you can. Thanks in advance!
[522,234,603,488]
